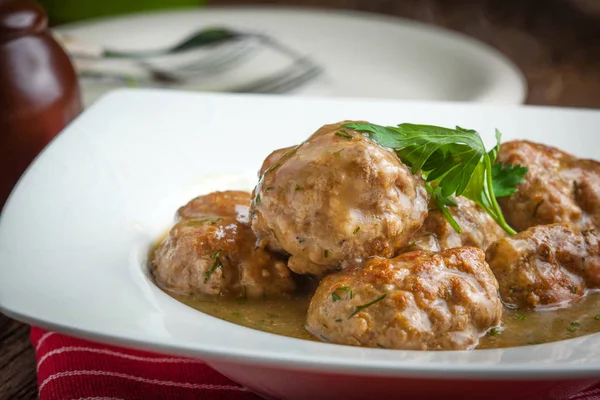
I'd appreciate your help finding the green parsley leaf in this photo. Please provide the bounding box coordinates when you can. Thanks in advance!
[492,163,528,197]
[345,122,518,235]
[426,183,461,233]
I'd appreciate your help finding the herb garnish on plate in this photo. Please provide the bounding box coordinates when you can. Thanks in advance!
[345,122,527,235]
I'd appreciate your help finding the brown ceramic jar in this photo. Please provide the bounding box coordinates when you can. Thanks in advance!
[0,0,81,208]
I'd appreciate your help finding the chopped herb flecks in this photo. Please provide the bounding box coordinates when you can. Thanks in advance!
[376,343,387,349]
[266,186,275,191]
[515,313,527,321]
[324,249,329,258]
[332,286,351,302]
[569,285,578,294]
[488,328,501,336]
[203,249,223,283]
[295,184,304,191]
[353,226,361,235]
[334,131,353,139]
[320,334,329,341]
[595,314,600,321]
[186,218,210,226]
[348,293,387,319]
[332,149,344,157]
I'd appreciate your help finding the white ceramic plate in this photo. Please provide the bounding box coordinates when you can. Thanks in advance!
[1,90,599,400]
[55,7,526,107]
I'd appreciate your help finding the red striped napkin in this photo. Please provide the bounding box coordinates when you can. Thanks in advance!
[31,327,600,400]
[31,327,259,400]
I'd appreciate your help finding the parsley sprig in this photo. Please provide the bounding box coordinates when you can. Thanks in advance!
[345,122,527,235]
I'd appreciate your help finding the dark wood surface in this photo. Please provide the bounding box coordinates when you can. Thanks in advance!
[0,314,37,399]
[2,1,600,399]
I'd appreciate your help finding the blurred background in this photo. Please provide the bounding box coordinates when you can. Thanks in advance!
[39,0,600,107]
[2,1,600,399]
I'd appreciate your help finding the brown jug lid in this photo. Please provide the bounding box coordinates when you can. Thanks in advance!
[0,0,47,40]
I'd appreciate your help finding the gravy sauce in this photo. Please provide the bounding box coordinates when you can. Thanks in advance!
[164,288,600,349]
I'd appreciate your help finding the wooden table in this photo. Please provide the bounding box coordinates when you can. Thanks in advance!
[2,1,599,399]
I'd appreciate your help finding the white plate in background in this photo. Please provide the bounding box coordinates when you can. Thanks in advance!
[55,7,527,106]
[1,90,599,400]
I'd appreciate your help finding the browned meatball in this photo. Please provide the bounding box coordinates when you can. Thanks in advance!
[152,193,295,299]
[258,146,294,177]
[306,247,502,350]
[177,191,251,222]
[404,196,507,253]
[486,224,600,309]
[497,140,600,232]
[251,121,429,276]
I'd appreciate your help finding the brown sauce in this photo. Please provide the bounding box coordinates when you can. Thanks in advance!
[162,286,600,349]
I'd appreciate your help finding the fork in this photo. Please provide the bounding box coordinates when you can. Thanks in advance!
[64,27,322,94]
[79,58,322,94]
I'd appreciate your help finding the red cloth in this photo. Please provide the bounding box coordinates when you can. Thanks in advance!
[31,327,600,400]
[31,327,259,400]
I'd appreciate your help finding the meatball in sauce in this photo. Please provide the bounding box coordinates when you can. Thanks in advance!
[251,121,429,277]
[306,247,502,350]
[486,224,600,309]
[497,140,600,232]
[152,191,296,299]
[404,196,507,253]
[177,190,251,222]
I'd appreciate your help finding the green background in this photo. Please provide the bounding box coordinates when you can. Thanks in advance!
[38,0,207,25]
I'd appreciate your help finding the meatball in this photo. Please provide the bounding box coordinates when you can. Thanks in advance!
[486,224,600,309]
[251,121,429,276]
[306,247,502,350]
[152,193,295,299]
[258,146,294,177]
[177,191,251,222]
[497,140,600,232]
[404,196,507,253]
